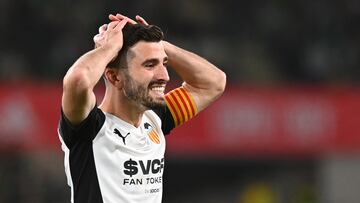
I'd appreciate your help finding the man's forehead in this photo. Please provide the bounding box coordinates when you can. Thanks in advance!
[127,41,166,60]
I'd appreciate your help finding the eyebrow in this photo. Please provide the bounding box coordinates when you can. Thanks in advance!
[141,57,168,66]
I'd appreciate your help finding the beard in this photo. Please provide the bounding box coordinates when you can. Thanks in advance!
[123,73,166,110]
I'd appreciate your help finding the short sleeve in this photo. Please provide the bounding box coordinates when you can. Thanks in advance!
[152,105,175,135]
[58,106,105,148]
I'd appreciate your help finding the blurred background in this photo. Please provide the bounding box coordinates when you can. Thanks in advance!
[0,0,360,202]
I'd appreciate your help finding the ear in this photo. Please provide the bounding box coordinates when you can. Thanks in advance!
[104,68,124,89]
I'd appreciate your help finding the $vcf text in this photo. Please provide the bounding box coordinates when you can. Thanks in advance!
[123,158,164,186]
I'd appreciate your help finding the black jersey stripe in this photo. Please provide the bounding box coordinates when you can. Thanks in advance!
[59,106,106,203]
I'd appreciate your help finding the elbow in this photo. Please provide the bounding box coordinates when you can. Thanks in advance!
[63,68,92,93]
[204,70,226,101]
[214,70,227,97]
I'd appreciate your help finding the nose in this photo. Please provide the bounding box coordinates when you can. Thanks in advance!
[155,65,170,82]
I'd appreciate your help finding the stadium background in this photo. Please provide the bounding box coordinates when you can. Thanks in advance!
[1,0,360,202]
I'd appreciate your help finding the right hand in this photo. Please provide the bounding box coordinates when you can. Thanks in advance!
[93,19,128,54]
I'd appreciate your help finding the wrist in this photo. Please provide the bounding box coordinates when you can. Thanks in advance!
[97,44,120,61]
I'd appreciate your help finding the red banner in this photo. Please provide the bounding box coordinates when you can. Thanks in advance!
[1,83,359,157]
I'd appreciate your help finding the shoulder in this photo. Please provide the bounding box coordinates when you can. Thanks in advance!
[58,106,106,147]
[144,110,162,128]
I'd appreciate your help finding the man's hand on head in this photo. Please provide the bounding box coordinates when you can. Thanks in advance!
[93,13,148,50]
[93,19,128,55]
[93,24,107,48]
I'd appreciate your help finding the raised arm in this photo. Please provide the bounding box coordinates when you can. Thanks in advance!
[162,41,226,112]
[109,14,226,111]
[62,19,128,125]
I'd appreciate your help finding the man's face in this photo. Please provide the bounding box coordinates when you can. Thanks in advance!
[122,41,169,109]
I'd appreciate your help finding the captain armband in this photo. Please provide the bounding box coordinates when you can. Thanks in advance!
[165,86,198,127]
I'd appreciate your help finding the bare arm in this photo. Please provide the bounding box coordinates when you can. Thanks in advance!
[163,41,226,112]
[62,19,128,125]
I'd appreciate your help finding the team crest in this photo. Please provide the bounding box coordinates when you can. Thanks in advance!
[144,122,160,144]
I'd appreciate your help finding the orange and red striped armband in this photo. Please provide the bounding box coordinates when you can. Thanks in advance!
[164,86,198,127]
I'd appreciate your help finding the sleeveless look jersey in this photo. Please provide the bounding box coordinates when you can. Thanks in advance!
[58,87,198,203]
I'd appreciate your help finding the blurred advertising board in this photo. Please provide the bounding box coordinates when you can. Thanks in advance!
[0,82,62,151]
[166,86,360,157]
[0,83,359,157]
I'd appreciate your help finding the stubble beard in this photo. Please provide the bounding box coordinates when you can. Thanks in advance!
[123,74,166,110]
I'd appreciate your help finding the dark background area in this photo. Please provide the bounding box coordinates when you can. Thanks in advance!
[1,0,359,84]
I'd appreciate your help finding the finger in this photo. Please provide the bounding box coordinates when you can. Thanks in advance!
[93,34,103,43]
[115,13,127,19]
[116,13,137,24]
[93,34,98,42]
[115,19,128,30]
[135,15,148,25]
[99,24,107,34]
[107,21,120,30]
[109,14,121,21]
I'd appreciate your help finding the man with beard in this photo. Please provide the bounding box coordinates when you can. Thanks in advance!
[58,13,226,203]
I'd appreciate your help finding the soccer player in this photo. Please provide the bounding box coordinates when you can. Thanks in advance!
[58,13,226,203]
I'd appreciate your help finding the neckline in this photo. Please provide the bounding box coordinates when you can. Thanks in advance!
[103,112,144,130]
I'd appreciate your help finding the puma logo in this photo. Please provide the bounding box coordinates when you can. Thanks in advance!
[113,128,130,145]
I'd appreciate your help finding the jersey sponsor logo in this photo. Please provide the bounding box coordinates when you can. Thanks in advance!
[145,187,161,194]
[144,122,160,144]
[113,128,130,145]
[123,158,165,186]
[123,158,164,177]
